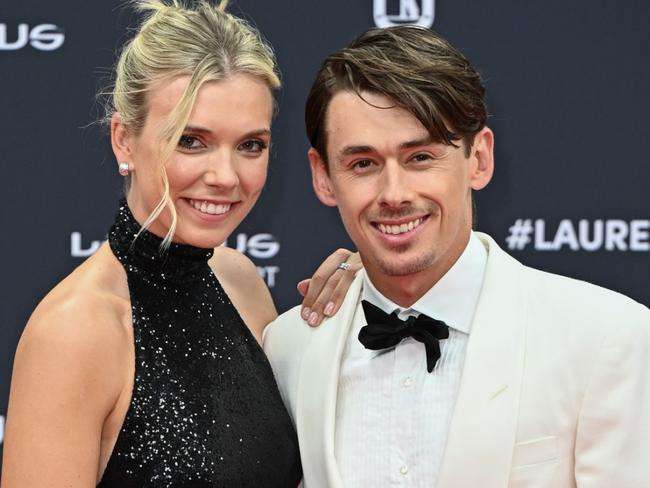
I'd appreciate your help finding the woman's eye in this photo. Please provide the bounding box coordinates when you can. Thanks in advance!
[238,139,268,153]
[178,135,205,150]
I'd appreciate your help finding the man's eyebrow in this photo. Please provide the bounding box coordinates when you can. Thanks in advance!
[399,137,437,149]
[337,138,440,160]
[338,145,376,159]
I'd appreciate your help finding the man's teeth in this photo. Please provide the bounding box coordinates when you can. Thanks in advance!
[378,218,423,235]
[190,199,231,215]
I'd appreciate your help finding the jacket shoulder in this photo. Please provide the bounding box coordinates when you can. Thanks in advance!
[523,265,650,329]
[479,232,650,342]
[264,305,315,354]
[480,232,649,325]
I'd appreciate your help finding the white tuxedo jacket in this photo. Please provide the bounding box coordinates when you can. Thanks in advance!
[264,233,650,488]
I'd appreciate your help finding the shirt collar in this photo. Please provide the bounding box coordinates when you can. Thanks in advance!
[361,232,487,334]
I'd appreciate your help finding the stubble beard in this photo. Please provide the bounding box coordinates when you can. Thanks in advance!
[371,243,437,276]
[365,205,438,276]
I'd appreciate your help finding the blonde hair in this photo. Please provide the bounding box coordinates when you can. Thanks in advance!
[106,0,280,247]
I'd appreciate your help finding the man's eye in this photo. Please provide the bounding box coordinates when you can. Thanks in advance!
[352,159,374,170]
[238,140,268,153]
[178,135,205,150]
[411,153,433,162]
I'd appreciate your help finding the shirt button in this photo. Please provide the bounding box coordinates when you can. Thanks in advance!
[400,465,409,475]
[403,376,413,387]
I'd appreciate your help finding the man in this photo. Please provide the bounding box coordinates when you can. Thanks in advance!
[264,26,650,487]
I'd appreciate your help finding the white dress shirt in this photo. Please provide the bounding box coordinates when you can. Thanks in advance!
[334,233,488,487]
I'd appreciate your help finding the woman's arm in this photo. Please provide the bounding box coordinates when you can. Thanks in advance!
[1,293,130,488]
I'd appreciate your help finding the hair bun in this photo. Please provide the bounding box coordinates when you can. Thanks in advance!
[131,0,173,14]
[130,0,229,14]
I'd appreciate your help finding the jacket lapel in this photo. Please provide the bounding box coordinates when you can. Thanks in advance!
[295,273,365,488]
[437,233,527,488]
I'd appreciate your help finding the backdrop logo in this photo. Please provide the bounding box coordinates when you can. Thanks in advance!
[71,232,102,257]
[223,233,280,288]
[374,0,435,28]
[505,219,650,252]
[0,23,65,51]
[71,231,282,288]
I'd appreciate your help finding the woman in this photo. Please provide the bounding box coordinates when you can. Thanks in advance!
[1,1,357,486]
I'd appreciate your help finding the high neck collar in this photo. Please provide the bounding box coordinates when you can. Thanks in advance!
[108,199,214,281]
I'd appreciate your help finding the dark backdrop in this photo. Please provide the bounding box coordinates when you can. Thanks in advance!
[1,0,648,464]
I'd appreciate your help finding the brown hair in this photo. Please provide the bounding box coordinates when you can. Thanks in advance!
[305,25,487,162]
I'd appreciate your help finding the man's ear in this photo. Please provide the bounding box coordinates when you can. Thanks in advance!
[469,126,495,191]
[308,147,337,207]
[110,113,134,167]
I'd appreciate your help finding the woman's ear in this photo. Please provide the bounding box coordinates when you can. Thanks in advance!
[110,113,134,170]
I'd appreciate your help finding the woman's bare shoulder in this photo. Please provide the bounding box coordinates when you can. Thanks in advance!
[22,243,132,370]
[209,246,261,282]
[3,243,133,486]
[208,246,277,343]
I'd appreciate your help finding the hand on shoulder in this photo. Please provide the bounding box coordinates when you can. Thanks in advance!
[297,249,362,327]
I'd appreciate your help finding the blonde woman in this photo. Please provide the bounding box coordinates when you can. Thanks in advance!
[1,1,358,486]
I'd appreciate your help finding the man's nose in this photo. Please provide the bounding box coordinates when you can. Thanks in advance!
[377,161,414,207]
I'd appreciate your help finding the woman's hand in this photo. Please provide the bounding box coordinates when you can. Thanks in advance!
[297,249,362,327]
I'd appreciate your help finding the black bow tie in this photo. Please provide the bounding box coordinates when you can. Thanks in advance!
[358,300,450,373]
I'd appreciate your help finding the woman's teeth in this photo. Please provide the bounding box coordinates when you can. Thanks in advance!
[190,199,231,215]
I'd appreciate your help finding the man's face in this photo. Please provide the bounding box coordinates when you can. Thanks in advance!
[309,91,493,298]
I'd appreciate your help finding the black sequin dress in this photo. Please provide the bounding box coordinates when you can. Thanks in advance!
[97,201,302,487]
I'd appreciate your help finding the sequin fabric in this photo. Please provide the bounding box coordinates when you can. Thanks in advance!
[98,201,302,487]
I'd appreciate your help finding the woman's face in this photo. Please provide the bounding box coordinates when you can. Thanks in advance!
[112,73,273,248]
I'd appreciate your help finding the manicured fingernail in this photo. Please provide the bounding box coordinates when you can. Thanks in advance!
[302,307,311,320]
[324,302,335,316]
[308,311,319,326]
